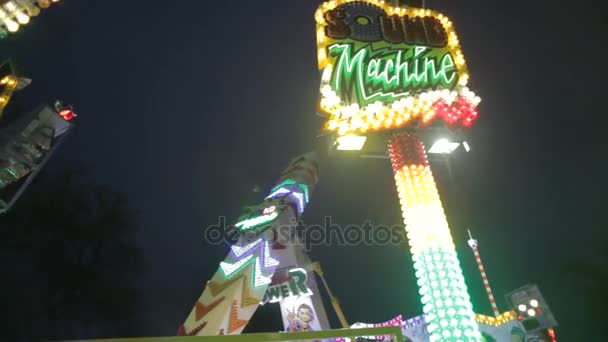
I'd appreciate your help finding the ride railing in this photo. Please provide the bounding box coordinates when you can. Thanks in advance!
[65,326,405,342]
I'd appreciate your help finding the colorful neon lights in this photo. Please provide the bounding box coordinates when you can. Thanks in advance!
[322,86,480,135]
[389,133,481,341]
[402,312,519,330]
[252,257,272,288]
[262,206,276,215]
[59,109,76,121]
[316,0,480,135]
[235,211,279,231]
[474,311,517,327]
[547,328,557,342]
[316,0,467,69]
[266,187,290,199]
[322,4,448,47]
[263,240,279,269]
[230,238,263,258]
[181,153,320,336]
[0,74,17,114]
[329,43,456,104]
[0,0,60,37]
[225,240,279,280]
[351,315,404,340]
[403,315,426,330]
[291,192,305,215]
[270,179,310,204]
[266,179,310,215]
[220,255,254,278]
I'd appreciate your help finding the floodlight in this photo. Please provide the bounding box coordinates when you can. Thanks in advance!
[428,138,460,154]
[336,135,367,151]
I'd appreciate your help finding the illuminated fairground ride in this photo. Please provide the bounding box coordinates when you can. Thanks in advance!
[313,0,558,341]
[0,60,76,214]
[178,152,330,336]
[173,1,559,341]
[315,0,481,340]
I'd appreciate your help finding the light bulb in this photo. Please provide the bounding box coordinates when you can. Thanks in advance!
[37,0,50,8]
[25,5,41,16]
[3,1,16,11]
[16,12,29,24]
[4,18,19,32]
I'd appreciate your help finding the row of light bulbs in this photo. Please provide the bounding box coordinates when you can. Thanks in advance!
[321,83,480,135]
[475,310,517,327]
[390,156,479,340]
[0,74,18,110]
[0,0,59,36]
[356,310,520,332]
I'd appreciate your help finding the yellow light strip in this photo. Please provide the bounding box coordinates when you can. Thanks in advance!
[0,74,18,112]
[395,165,455,253]
[475,310,517,327]
[322,87,480,135]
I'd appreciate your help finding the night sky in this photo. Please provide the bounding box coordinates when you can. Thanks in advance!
[2,0,607,340]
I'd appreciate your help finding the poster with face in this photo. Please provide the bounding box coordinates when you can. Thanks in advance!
[280,295,321,333]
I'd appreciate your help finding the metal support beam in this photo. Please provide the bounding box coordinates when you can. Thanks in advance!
[65,326,405,342]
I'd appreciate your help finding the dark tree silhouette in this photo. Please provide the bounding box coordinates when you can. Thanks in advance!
[0,167,142,341]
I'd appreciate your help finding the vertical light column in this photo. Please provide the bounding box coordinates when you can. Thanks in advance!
[467,230,500,317]
[388,133,481,342]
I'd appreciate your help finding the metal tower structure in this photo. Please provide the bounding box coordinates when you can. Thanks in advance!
[0,60,76,214]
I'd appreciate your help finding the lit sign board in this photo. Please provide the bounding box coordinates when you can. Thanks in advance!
[315,0,480,135]
[261,268,313,304]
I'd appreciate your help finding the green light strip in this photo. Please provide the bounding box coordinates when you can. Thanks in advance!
[270,179,309,203]
[235,212,279,231]
[329,43,456,106]
[413,247,479,341]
